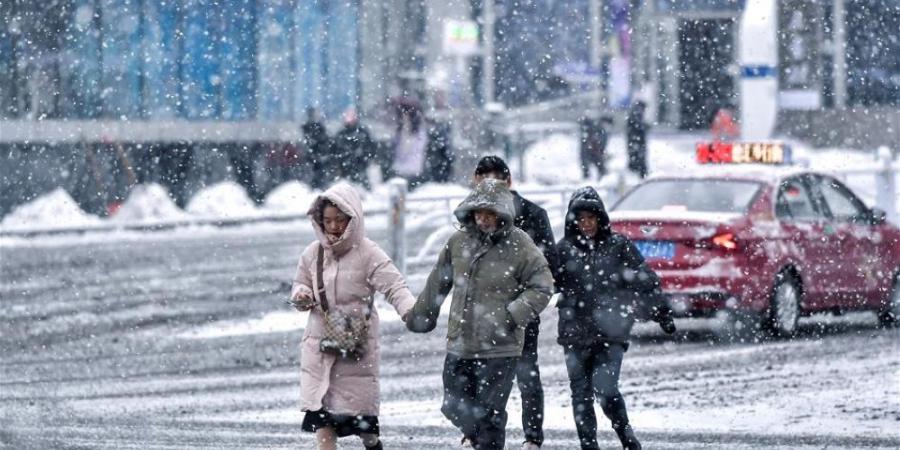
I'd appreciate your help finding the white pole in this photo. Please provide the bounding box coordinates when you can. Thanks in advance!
[739,0,779,140]
[388,178,408,273]
[875,146,896,224]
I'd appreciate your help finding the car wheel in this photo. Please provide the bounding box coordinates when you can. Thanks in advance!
[767,272,801,337]
[877,272,900,327]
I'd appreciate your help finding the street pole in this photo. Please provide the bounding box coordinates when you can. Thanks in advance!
[482,0,495,105]
[833,0,847,109]
[589,0,604,110]
[388,178,408,274]
[875,147,896,224]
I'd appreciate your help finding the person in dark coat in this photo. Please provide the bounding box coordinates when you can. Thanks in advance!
[626,101,648,178]
[473,156,554,450]
[579,117,610,180]
[333,108,375,189]
[302,107,333,190]
[551,186,676,450]
[425,117,453,182]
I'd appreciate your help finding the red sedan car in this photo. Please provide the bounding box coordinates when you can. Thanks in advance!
[608,167,900,336]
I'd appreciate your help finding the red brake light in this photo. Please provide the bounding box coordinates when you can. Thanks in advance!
[712,232,738,250]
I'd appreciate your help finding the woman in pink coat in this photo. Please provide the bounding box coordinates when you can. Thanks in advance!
[290,183,415,450]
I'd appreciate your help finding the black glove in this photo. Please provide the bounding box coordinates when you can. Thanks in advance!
[406,313,437,333]
[405,300,439,333]
[659,316,676,335]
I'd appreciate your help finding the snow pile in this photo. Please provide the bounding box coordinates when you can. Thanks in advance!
[366,183,391,209]
[111,184,188,223]
[410,182,472,199]
[523,134,581,184]
[363,180,470,214]
[179,311,307,339]
[263,181,318,214]
[0,188,102,230]
[186,182,261,219]
[178,299,405,340]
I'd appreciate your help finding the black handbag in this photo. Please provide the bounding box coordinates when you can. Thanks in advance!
[315,245,371,360]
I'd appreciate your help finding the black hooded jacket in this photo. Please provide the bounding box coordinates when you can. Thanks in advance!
[512,191,555,271]
[551,186,668,346]
[334,123,375,179]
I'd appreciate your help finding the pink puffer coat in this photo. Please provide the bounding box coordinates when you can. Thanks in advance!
[292,183,415,416]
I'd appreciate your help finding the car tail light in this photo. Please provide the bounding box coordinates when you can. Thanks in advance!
[712,232,738,250]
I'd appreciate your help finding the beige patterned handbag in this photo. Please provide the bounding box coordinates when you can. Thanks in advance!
[315,245,370,360]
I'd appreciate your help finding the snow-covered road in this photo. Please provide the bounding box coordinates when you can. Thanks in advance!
[2,225,898,449]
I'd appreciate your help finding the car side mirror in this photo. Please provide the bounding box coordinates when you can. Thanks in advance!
[868,208,887,226]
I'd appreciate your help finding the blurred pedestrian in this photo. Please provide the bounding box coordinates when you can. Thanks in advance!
[579,117,610,180]
[626,101,649,178]
[391,96,427,187]
[551,187,676,450]
[425,117,453,182]
[406,179,554,450]
[333,108,375,189]
[302,107,333,190]
[265,142,301,188]
[290,183,417,450]
[711,107,739,142]
[472,156,554,450]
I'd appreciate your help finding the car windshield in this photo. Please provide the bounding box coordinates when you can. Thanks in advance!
[613,179,762,213]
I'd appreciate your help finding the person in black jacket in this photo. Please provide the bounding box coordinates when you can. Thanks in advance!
[333,108,375,189]
[579,117,609,180]
[302,107,333,190]
[626,101,648,178]
[552,186,675,450]
[425,117,453,182]
[473,156,554,450]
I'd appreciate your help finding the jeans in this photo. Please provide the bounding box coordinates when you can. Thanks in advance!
[441,354,519,450]
[563,342,629,450]
[515,319,545,445]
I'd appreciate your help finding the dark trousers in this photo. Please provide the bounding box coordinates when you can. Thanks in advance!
[515,320,545,445]
[563,342,629,450]
[441,354,518,450]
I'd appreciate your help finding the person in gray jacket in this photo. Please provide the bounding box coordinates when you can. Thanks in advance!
[407,179,554,450]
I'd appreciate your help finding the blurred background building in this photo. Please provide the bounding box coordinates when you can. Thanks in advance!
[1,0,899,218]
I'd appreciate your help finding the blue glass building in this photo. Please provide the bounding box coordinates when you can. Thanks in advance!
[0,0,360,122]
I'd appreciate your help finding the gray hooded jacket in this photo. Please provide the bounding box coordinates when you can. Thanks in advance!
[408,179,554,358]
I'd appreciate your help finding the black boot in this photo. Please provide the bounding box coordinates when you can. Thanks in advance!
[615,425,641,450]
[364,440,383,450]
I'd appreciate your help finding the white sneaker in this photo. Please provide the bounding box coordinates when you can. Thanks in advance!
[522,442,541,450]
[461,436,473,448]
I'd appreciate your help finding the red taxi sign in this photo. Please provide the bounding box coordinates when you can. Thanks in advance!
[696,142,791,165]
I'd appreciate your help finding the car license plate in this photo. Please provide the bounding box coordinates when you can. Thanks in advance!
[635,240,675,260]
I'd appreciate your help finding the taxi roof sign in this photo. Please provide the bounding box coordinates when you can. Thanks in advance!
[696,142,791,165]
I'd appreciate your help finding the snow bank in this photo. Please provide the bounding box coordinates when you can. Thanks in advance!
[0,188,102,230]
[179,311,307,339]
[111,183,188,223]
[178,299,405,340]
[186,182,260,219]
[410,182,472,199]
[365,180,470,214]
[263,181,318,214]
[523,134,581,184]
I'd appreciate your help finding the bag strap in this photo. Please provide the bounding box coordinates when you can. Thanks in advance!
[316,243,375,321]
[316,244,329,313]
